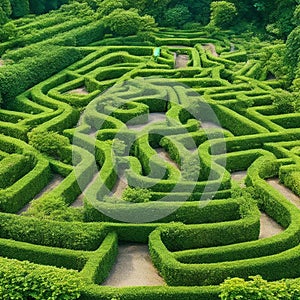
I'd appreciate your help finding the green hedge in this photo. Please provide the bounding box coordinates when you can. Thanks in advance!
[0,257,82,300]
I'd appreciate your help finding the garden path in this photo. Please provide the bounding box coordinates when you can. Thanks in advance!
[102,243,165,287]
[18,174,64,214]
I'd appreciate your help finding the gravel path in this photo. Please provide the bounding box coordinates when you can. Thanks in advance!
[175,54,189,69]
[102,244,165,287]
[203,43,219,57]
[268,178,300,209]
[67,87,89,95]
[231,171,284,239]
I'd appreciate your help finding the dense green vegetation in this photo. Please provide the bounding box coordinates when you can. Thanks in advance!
[0,0,299,299]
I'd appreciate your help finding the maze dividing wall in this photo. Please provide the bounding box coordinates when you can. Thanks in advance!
[0,27,300,299]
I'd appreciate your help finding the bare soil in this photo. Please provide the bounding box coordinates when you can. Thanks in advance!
[230,172,283,238]
[175,54,189,69]
[156,148,180,170]
[71,171,100,207]
[111,174,128,198]
[231,171,247,188]
[67,87,89,95]
[203,43,219,57]
[268,179,300,209]
[102,244,165,287]
[259,212,283,239]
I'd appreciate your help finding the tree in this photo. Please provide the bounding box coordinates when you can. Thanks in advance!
[286,25,300,78]
[9,0,29,18]
[102,8,156,37]
[29,0,45,14]
[97,0,126,18]
[210,1,237,29]
[293,4,300,26]
[273,90,299,113]
[1,0,12,16]
[0,0,12,24]
[163,5,191,28]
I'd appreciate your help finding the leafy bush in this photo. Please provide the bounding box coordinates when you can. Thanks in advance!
[219,275,300,300]
[272,89,299,113]
[0,257,82,300]
[102,8,156,37]
[28,130,70,158]
[286,25,300,79]
[163,5,192,28]
[122,187,152,203]
[181,155,200,181]
[97,0,126,18]
[24,195,83,222]
[210,1,237,29]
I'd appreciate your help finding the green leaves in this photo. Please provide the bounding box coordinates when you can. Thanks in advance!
[210,1,237,29]
[0,257,82,300]
[220,275,297,300]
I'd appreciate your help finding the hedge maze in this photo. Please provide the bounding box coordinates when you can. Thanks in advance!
[1,25,300,299]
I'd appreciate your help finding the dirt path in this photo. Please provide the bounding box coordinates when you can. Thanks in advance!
[71,171,99,207]
[111,174,128,198]
[67,87,89,95]
[156,148,180,170]
[231,171,247,188]
[201,122,222,129]
[175,54,189,69]
[18,174,64,214]
[102,243,165,287]
[259,213,283,239]
[230,171,284,239]
[268,179,300,209]
[203,43,219,57]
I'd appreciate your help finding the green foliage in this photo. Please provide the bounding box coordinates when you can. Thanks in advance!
[293,5,300,26]
[97,0,126,18]
[0,257,82,300]
[181,155,200,181]
[28,130,70,158]
[24,195,83,221]
[272,89,300,113]
[259,44,290,82]
[219,275,300,300]
[122,187,152,203]
[286,25,300,79]
[210,1,237,29]
[102,8,156,37]
[9,0,29,18]
[1,0,12,18]
[0,22,17,42]
[163,5,192,28]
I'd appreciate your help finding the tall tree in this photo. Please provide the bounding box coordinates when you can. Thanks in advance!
[0,0,12,23]
[9,0,29,18]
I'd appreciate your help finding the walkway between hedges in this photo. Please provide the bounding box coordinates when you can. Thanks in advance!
[102,243,165,287]
[231,171,284,239]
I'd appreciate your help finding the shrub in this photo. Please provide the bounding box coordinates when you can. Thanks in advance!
[0,257,82,300]
[10,0,29,18]
[163,5,192,28]
[220,276,293,300]
[210,1,237,29]
[122,187,152,203]
[272,89,299,113]
[24,195,83,222]
[28,130,70,158]
[102,8,156,37]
